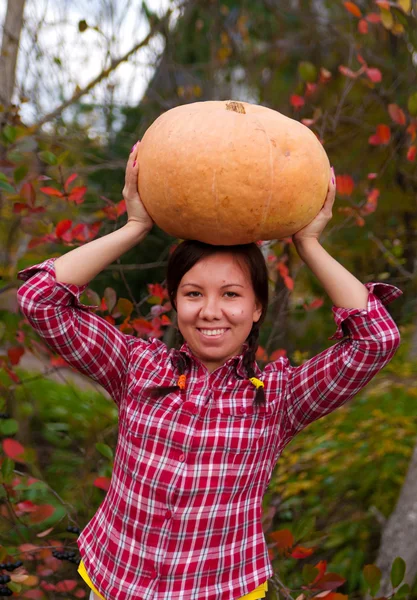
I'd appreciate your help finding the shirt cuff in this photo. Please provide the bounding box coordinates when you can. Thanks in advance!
[329,282,403,340]
[17,257,97,310]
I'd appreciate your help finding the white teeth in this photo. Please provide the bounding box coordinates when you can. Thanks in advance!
[200,329,227,336]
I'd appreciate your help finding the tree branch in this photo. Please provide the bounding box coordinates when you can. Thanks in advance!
[29,8,173,133]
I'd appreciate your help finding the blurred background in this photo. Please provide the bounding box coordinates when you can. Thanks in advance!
[0,0,417,598]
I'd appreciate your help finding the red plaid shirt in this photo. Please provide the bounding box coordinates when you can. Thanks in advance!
[17,258,402,600]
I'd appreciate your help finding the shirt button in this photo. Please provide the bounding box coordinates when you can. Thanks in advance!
[239,406,246,414]
[149,569,158,579]
[179,453,185,462]
[165,510,172,519]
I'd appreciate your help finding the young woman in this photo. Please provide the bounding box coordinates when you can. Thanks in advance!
[17,143,402,600]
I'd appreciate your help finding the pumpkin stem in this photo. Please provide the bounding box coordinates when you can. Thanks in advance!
[225,101,246,114]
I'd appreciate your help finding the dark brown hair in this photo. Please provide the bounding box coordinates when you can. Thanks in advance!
[150,240,269,406]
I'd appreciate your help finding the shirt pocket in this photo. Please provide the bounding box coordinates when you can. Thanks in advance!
[212,390,271,454]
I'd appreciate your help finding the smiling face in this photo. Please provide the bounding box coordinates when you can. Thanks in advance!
[175,253,262,373]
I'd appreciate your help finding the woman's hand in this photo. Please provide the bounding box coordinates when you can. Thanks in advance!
[292,167,336,244]
[122,141,153,231]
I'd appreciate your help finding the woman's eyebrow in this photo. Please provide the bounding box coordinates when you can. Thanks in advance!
[180,283,245,288]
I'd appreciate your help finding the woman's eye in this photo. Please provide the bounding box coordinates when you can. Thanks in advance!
[224,291,239,298]
[186,291,201,297]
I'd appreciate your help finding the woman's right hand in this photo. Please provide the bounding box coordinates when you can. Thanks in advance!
[122,141,153,231]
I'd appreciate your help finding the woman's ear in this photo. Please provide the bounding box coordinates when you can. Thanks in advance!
[253,302,262,323]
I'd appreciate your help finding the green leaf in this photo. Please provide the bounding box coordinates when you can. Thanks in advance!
[363,564,382,596]
[294,515,316,541]
[0,180,16,194]
[1,457,15,483]
[393,583,410,599]
[302,564,319,585]
[38,151,58,165]
[95,443,113,460]
[408,92,417,116]
[7,582,21,594]
[0,418,19,435]
[298,61,317,83]
[57,150,70,165]
[391,557,406,588]
[14,164,28,183]
[0,172,8,182]
[3,125,17,143]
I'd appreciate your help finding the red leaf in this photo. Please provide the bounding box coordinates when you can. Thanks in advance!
[160,314,172,326]
[290,95,305,109]
[407,122,416,142]
[407,145,416,161]
[71,223,90,242]
[40,187,64,198]
[377,124,391,143]
[94,476,111,491]
[17,500,37,513]
[56,580,78,592]
[117,199,127,216]
[277,261,289,277]
[13,202,28,213]
[270,348,287,361]
[366,68,382,83]
[343,1,362,17]
[366,12,381,23]
[29,504,55,524]
[368,172,378,179]
[284,275,294,291]
[338,65,360,79]
[319,68,332,82]
[336,174,355,196]
[303,298,324,311]
[256,346,268,361]
[292,546,315,559]
[358,19,369,33]
[37,527,54,538]
[375,0,390,8]
[55,219,72,238]
[50,356,69,368]
[8,346,24,365]
[3,438,25,461]
[369,124,391,145]
[360,188,380,215]
[313,573,346,591]
[270,528,295,550]
[20,183,36,207]
[68,186,87,204]
[64,173,78,191]
[312,560,328,584]
[388,104,406,125]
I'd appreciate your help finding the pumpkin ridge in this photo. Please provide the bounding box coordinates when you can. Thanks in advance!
[252,113,274,240]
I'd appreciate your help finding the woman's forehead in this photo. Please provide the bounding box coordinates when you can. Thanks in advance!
[182,253,250,282]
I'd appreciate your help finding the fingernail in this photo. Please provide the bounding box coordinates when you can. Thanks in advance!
[133,160,137,167]
[131,143,137,153]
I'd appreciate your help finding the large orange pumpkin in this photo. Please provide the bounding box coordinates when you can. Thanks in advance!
[138,100,330,245]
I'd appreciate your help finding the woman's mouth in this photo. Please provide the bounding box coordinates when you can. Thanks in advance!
[197,328,229,338]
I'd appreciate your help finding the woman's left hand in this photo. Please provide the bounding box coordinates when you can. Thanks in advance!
[292,167,336,243]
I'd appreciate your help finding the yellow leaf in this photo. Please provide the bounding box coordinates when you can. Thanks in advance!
[380,8,394,29]
[392,22,405,35]
[398,0,411,12]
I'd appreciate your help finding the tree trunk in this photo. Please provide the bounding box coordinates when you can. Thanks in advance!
[375,442,417,594]
[0,0,25,109]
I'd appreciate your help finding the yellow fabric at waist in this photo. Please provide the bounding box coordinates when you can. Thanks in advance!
[78,559,268,599]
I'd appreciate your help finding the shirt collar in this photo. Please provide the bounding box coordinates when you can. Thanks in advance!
[177,341,250,379]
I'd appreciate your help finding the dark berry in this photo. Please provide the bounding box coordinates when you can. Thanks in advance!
[0,588,12,597]
[0,565,5,570]
[13,561,22,568]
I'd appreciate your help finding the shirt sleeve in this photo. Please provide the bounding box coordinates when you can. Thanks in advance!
[281,282,402,439]
[16,257,138,407]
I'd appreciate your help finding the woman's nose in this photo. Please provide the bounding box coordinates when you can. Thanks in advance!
[199,297,222,319]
